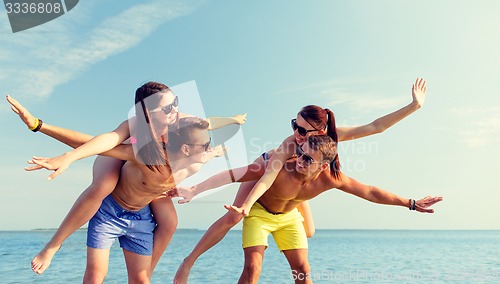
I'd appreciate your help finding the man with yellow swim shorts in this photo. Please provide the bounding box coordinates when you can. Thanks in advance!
[242,201,308,251]
[175,135,443,284]
[222,135,442,284]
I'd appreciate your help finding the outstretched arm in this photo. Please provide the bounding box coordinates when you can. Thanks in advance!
[206,113,247,130]
[7,95,94,148]
[7,95,135,172]
[8,95,131,179]
[336,172,443,213]
[27,120,131,180]
[169,156,266,204]
[337,78,427,142]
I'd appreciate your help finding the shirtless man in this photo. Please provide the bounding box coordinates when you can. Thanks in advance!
[173,135,443,284]
[15,87,223,283]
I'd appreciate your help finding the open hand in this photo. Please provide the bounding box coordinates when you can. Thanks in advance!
[233,113,247,125]
[25,153,74,180]
[415,196,443,213]
[6,95,38,129]
[411,78,427,108]
[224,204,249,216]
[166,186,196,204]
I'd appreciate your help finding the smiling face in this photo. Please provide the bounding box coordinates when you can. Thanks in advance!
[144,91,179,137]
[166,117,211,165]
[292,114,323,145]
[294,142,326,175]
[150,90,179,125]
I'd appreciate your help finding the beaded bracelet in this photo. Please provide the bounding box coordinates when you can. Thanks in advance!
[408,199,416,211]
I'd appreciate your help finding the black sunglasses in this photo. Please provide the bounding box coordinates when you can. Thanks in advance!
[186,137,212,151]
[291,119,317,137]
[296,145,318,166]
[152,96,179,115]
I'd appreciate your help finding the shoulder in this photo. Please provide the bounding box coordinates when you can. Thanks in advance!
[279,135,297,152]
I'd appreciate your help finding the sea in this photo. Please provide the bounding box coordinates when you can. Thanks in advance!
[0,229,498,283]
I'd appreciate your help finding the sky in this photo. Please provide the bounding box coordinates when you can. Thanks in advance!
[0,0,499,231]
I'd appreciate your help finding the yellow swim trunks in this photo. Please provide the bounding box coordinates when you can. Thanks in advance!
[242,202,308,251]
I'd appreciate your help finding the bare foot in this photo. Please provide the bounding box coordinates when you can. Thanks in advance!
[174,258,193,284]
[31,244,61,275]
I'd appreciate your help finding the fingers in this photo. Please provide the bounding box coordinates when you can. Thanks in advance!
[24,164,44,171]
[30,158,53,169]
[224,204,238,212]
[10,105,20,114]
[7,97,21,114]
[415,78,426,91]
[415,196,443,213]
[166,188,178,197]
[418,208,435,213]
[224,204,246,215]
[6,95,22,112]
[178,198,191,204]
[48,170,62,180]
[241,208,249,217]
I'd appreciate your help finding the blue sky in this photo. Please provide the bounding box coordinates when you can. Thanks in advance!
[1,0,499,230]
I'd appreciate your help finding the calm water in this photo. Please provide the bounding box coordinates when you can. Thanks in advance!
[0,230,498,283]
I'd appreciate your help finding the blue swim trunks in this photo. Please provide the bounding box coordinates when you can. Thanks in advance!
[87,195,156,255]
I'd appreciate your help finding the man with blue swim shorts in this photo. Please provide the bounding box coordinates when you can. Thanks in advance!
[87,195,156,255]
[29,115,224,284]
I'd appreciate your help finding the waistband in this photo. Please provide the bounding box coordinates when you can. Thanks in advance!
[104,195,151,219]
[256,201,284,215]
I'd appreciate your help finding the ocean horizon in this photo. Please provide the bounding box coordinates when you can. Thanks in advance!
[1,229,498,283]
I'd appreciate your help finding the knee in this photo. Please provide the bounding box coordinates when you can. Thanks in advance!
[83,270,107,284]
[224,212,244,227]
[154,219,178,236]
[243,261,262,277]
[291,262,311,276]
[128,274,150,284]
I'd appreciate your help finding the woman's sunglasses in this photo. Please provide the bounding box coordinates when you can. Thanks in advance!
[151,96,179,114]
[186,137,212,152]
[295,145,318,166]
[291,119,317,137]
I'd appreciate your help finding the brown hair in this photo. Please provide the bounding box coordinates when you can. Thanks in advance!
[167,117,210,152]
[307,135,340,179]
[298,105,340,178]
[134,81,172,172]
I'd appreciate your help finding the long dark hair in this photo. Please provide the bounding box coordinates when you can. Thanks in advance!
[298,105,341,179]
[134,81,172,172]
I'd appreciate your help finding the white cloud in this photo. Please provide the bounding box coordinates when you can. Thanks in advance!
[451,106,500,148]
[0,0,202,101]
[322,89,406,111]
[274,77,407,112]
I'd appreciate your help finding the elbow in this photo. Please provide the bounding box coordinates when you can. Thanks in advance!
[371,121,386,134]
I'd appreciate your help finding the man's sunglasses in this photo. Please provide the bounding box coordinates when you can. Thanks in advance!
[295,145,318,166]
[291,119,317,137]
[151,96,179,114]
[186,137,212,151]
